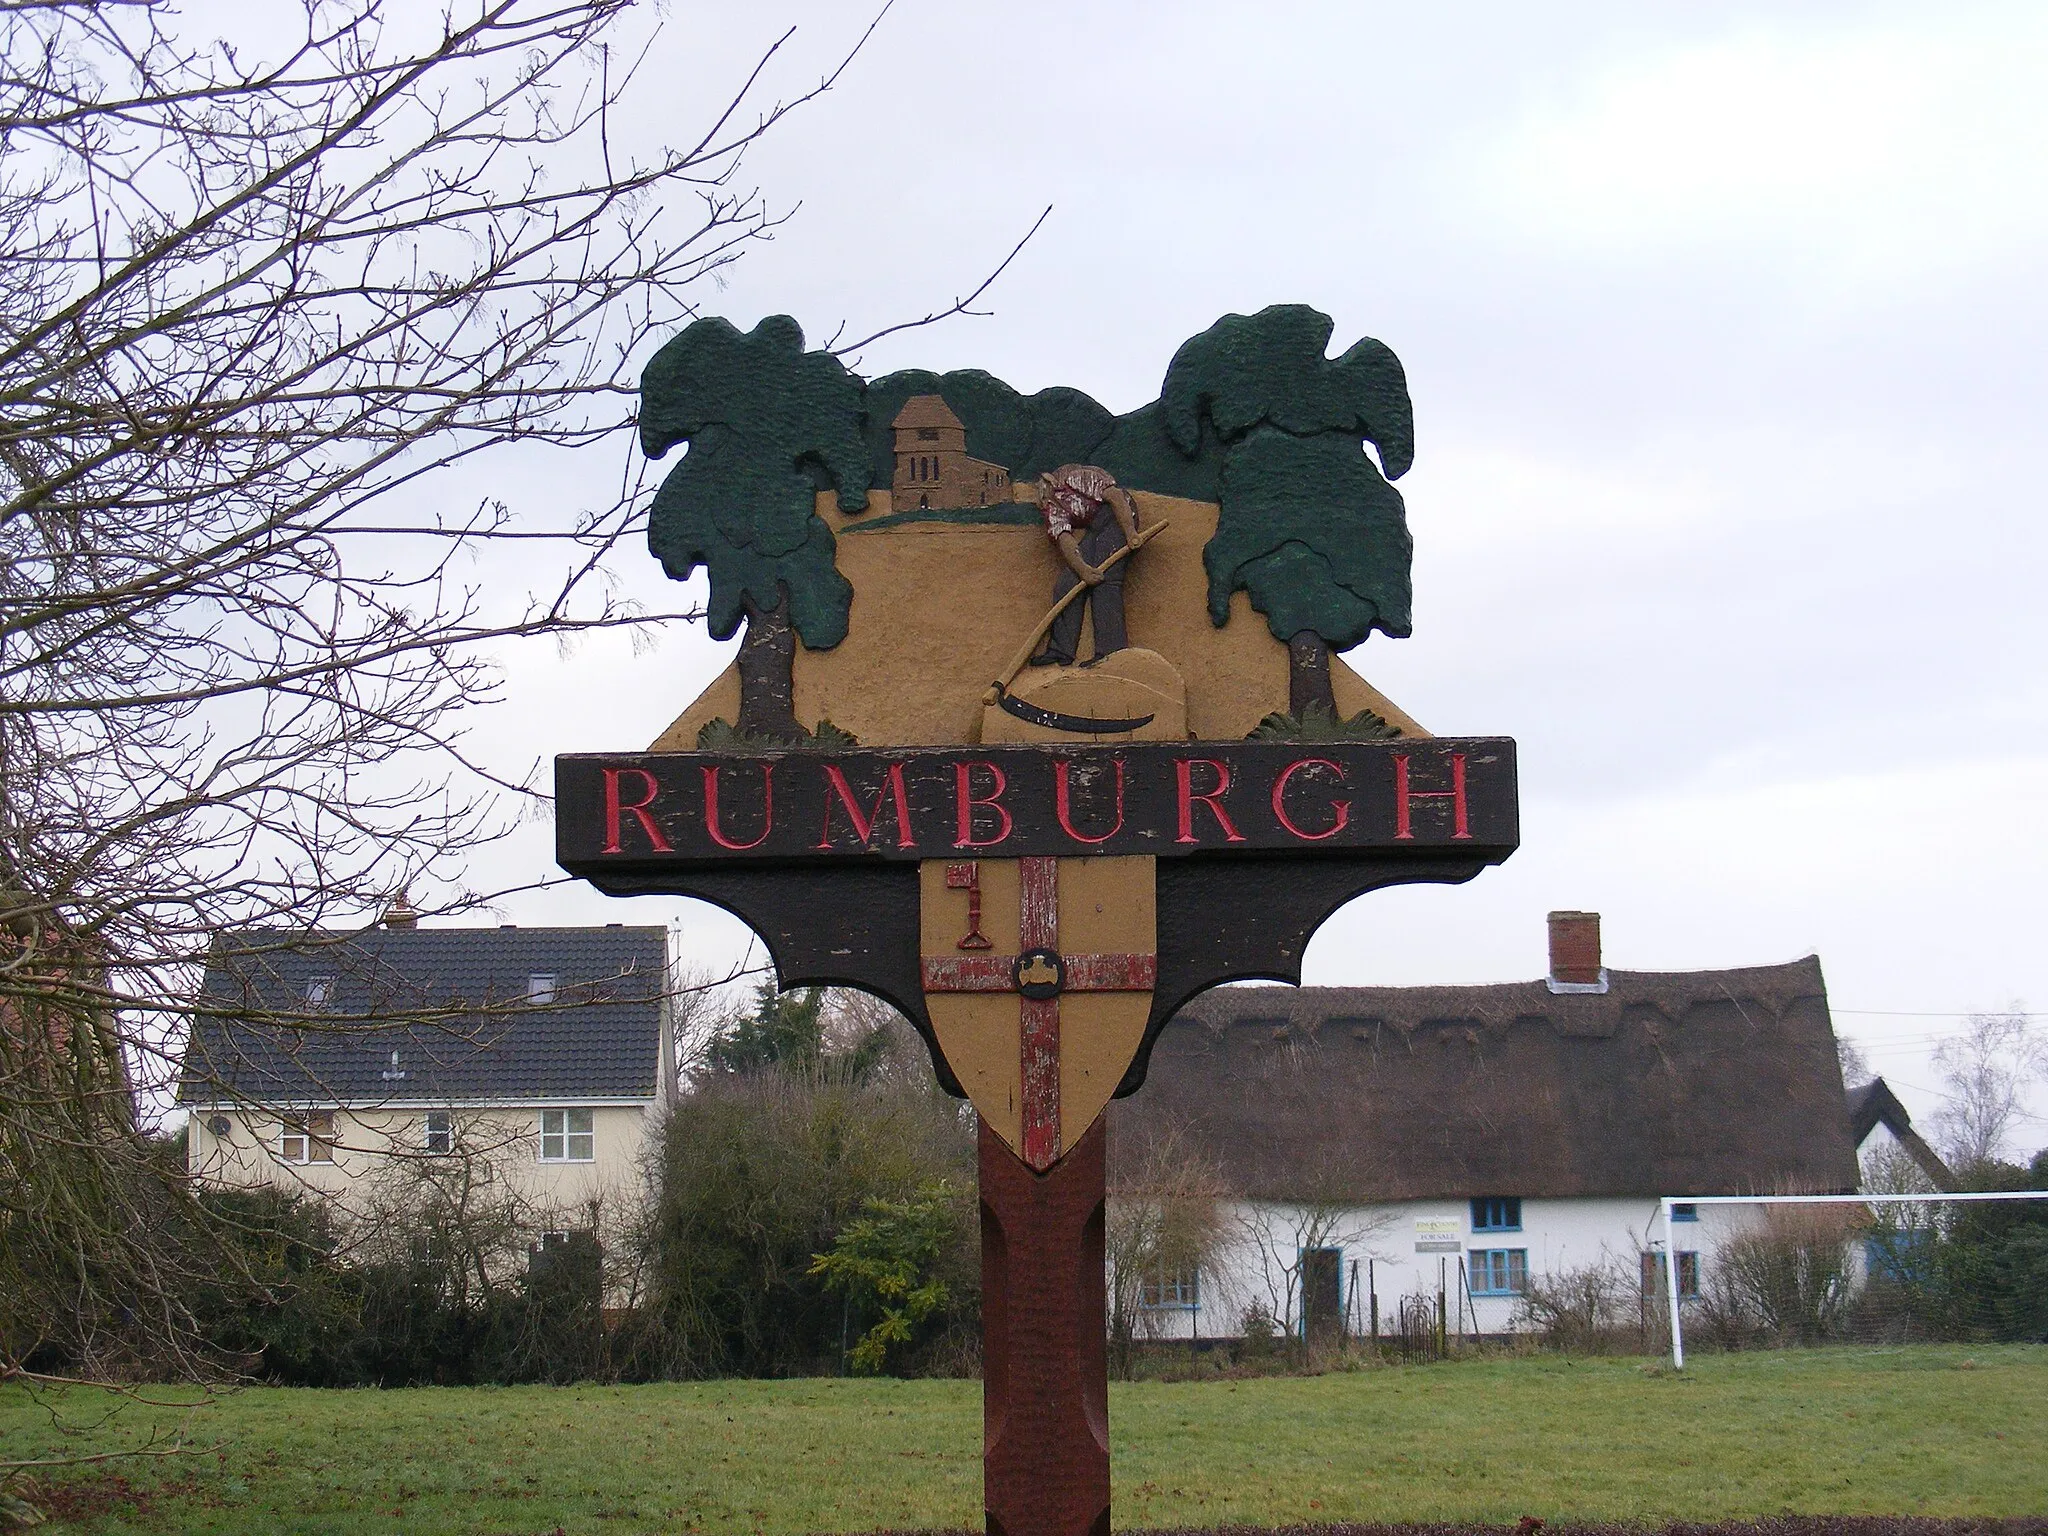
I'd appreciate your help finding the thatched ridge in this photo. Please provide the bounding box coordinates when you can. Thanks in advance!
[1109,958,1860,1202]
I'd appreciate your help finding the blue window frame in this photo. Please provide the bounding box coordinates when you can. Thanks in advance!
[1471,1196,1521,1232]
[1469,1249,1528,1295]
[1671,1202,1699,1222]
[1139,1268,1199,1309]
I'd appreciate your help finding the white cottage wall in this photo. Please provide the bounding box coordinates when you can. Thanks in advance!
[1131,1195,1760,1341]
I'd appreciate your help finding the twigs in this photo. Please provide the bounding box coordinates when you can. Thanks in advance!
[830,202,1052,358]
[0,0,903,1384]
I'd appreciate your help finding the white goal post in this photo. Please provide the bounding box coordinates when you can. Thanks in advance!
[1658,1191,2048,1369]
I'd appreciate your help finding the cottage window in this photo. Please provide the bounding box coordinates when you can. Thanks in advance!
[539,1107,595,1162]
[1641,1250,1701,1300]
[279,1110,335,1163]
[527,973,557,1005]
[423,1110,452,1155]
[1139,1268,1200,1309]
[1469,1248,1528,1296]
[1471,1196,1521,1232]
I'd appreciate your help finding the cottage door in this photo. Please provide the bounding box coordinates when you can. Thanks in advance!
[1302,1247,1343,1349]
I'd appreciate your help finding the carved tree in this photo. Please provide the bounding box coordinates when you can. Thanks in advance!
[641,316,871,742]
[1160,306,1416,718]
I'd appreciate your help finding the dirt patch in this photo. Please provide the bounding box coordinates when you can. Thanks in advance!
[8,1470,207,1524]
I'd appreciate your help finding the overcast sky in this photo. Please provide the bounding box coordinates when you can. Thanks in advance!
[443,1,2046,1149]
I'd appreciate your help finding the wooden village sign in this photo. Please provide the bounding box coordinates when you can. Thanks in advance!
[557,305,1519,1536]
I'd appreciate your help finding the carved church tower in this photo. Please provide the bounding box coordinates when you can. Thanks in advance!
[891,395,1012,511]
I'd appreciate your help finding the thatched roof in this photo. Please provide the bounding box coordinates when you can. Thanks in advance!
[1108,958,1860,1202]
[1848,1076,1954,1190]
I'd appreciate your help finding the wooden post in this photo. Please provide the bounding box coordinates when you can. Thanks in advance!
[979,1117,1109,1536]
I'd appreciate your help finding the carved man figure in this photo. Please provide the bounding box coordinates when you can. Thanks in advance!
[1029,464,1142,667]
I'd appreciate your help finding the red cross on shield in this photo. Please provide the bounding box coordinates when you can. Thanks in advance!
[920,855,1157,1170]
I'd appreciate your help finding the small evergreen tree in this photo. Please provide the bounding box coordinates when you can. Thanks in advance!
[809,1180,961,1373]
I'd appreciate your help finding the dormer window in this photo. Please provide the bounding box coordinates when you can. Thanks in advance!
[527,973,557,1005]
[304,976,335,1006]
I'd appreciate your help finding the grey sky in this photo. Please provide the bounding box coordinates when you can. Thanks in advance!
[451,2,2046,1148]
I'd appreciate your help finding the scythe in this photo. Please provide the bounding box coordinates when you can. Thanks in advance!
[981,519,1168,732]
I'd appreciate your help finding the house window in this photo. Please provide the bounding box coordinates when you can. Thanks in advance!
[1471,1196,1521,1232]
[1139,1268,1200,1309]
[539,1108,594,1162]
[1671,1202,1699,1222]
[527,973,557,1005]
[1641,1251,1702,1300]
[279,1110,336,1163]
[423,1110,452,1155]
[303,975,335,1006]
[1469,1248,1528,1295]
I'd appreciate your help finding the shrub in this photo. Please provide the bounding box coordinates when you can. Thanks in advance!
[1705,1205,1862,1345]
[1513,1258,1634,1353]
[641,1066,976,1378]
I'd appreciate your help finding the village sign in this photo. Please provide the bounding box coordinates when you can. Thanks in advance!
[557,305,1519,1536]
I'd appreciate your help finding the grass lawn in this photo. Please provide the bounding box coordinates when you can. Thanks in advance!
[3,1345,2043,1534]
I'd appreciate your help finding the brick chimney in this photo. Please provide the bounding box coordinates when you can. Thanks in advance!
[381,891,418,931]
[1546,910,1606,993]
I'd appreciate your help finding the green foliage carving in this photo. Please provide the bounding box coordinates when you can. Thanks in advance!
[1247,701,1403,743]
[1160,305,1416,649]
[694,718,860,751]
[641,315,868,648]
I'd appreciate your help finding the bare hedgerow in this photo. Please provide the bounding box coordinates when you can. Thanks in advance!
[1512,1255,1637,1354]
[0,0,1035,1401]
[1698,1204,1864,1347]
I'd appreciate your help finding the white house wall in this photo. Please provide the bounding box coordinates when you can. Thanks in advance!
[186,1102,657,1229]
[1131,1196,1760,1341]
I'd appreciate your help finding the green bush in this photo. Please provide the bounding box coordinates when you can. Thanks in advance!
[641,1067,976,1378]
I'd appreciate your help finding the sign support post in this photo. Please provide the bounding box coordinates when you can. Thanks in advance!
[980,1120,1109,1536]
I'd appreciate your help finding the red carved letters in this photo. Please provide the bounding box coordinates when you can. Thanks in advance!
[701,763,775,851]
[1272,757,1350,842]
[601,767,673,854]
[953,761,1014,849]
[1174,758,1247,845]
[1393,753,1471,841]
[1053,758,1127,846]
[816,763,916,850]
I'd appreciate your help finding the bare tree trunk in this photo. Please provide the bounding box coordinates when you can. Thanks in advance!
[1288,631,1335,717]
[736,586,803,743]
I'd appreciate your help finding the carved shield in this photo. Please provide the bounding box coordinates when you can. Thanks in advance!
[920,855,1156,1170]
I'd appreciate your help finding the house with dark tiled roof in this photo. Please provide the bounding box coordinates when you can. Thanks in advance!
[1107,911,1909,1342]
[180,907,674,1256]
